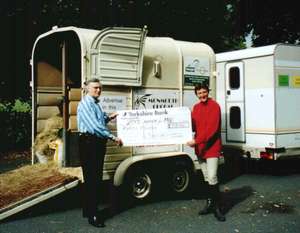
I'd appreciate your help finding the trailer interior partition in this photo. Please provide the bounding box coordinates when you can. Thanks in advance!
[32,31,82,166]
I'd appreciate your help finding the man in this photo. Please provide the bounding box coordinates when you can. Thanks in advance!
[187,83,226,222]
[77,78,123,228]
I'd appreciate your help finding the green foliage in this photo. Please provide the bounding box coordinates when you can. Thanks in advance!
[0,102,11,112]
[223,36,247,51]
[11,99,31,113]
[236,0,300,47]
[103,0,244,52]
[0,99,31,152]
[1,0,246,103]
[39,0,81,29]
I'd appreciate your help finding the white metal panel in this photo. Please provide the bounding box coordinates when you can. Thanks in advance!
[275,60,300,67]
[221,132,276,147]
[274,45,300,150]
[90,27,147,86]
[245,133,276,149]
[275,66,300,135]
[217,44,277,62]
[276,88,300,130]
[216,62,226,133]
[277,133,300,148]
[243,56,274,89]
[242,56,275,138]
[275,44,300,63]
[245,88,275,133]
[225,62,245,142]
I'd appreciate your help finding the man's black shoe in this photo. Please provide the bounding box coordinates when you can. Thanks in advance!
[88,216,105,228]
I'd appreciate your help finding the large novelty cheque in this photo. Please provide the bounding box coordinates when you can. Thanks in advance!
[116,107,192,146]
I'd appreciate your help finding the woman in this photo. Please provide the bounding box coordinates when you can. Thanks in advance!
[187,83,225,222]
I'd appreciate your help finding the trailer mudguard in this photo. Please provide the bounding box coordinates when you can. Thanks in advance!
[113,152,194,186]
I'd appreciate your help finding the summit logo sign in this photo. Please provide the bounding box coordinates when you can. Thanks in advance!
[134,90,179,110]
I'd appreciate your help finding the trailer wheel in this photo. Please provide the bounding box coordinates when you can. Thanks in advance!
[170,165,191,194]
[125,168,153,201]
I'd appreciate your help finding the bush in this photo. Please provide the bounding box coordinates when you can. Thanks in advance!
[0,99,31,153]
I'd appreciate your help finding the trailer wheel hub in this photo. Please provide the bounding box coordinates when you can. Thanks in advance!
[172,169,189,193]
[132,173,151,199]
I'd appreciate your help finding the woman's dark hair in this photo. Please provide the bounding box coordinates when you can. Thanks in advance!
[194,83,209,95]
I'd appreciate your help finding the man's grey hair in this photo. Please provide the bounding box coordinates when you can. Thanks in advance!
[84,78,102,86]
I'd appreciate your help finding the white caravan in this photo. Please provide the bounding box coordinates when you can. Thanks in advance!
[31,26,216,200]
[216,44,300,161]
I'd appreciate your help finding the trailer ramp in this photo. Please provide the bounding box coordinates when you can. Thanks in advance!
[0,163,81,221]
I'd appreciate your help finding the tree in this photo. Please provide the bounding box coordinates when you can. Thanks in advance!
[0,0,244,100]
[237,0,300,46]
[0,0,81,100]
[104,0,244,52]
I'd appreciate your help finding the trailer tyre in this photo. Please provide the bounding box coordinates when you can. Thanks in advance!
[124,168,153,201]
[169,165,192,194]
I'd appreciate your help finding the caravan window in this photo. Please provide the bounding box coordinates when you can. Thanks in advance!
[229,67,240,89]
[229,106,241,129]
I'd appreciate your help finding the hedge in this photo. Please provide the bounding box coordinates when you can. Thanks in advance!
[0,99,31,153]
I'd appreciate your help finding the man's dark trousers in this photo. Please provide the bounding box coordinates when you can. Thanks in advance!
[79,133,107,217]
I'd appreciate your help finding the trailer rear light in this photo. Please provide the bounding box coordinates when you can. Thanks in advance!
[260,151,273,160]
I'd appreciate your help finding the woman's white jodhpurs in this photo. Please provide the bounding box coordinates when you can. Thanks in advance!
[198,157,219,185]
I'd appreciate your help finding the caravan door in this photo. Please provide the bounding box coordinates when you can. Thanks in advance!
[225,62,245,142]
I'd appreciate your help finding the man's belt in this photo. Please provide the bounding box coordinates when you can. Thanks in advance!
[79,132,107,142]
[79,132,95,137]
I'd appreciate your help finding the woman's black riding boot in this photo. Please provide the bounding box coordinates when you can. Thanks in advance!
[198,198,214,215]
[198,183,214,215]
[211,184,226,222]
